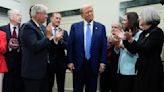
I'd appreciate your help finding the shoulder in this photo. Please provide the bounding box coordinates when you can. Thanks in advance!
[149,27,164,40]
[0,30,6,35]
[94,21,105,28]
[0,24,9,31]
[71,21,83,27]
[23,20,37,30]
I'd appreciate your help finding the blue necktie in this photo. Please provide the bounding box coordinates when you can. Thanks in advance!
[85,23,91,60]
[54,28,57,36]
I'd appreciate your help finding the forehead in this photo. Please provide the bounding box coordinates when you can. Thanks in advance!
[83,6,93,12]
[112,23,118,27]
[12,10,20,14]
[53,13,61,17]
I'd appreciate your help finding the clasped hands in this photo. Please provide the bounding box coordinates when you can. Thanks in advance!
[8,38,19,49]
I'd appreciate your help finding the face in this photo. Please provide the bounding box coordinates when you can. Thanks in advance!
[82,6,94,22]
[122,15,129,29]
[139,17,146,30]
[10,11,22,24]
[36,11,48,24]
[51,13,61,27]
[111,23,121,33]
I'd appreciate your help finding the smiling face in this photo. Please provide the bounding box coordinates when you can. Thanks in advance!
[51,13,61,27]
[122,15,129,29]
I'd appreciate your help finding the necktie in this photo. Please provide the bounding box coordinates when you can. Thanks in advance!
[54,28,57,36]
[12,27,17,38]
[39,27,45,36]
[85,23,91,60]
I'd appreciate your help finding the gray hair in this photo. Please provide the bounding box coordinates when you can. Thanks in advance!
[8,9,21,18]
[30,4,48,17]
[140,7,160,25]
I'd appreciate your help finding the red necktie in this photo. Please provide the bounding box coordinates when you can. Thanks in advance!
[12,27,17,38]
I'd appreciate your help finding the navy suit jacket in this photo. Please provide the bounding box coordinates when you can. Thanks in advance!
[20,20,50,79]
[67,21,107,74]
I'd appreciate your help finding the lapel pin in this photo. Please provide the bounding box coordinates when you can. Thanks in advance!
[145,33,150,38]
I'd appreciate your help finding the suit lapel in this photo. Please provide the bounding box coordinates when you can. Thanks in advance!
[30,20,44,38]
[6,24,12,42]
[91,21,97,47]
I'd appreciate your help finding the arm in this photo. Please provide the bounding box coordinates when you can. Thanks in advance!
[100,25,107,64]
[67,25,74,64]
[124,29,164,55]
[99,25,107,73]
[67,25,75,72]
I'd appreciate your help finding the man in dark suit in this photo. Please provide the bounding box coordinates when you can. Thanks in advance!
[67,4,107,92]
[48,12,68,92]
[0,9,22,92]
[20,4,53,92]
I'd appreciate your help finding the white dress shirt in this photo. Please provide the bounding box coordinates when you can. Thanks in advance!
[10,23,19,38]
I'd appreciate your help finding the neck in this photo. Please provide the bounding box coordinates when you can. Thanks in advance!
[10,21,19,27]
[32,18,42,26]
[143,25,152,30]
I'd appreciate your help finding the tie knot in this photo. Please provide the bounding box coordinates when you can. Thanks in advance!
[13,27,16,29]
[54,28,57,31]
[87,23,90,26]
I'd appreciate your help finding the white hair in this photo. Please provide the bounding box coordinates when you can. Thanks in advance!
[30,4,48,17]
[8,9,21,18]
[140,7,160,25]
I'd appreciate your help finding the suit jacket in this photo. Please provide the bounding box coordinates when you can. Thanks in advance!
[0,24,21,72]
[67,21,107,74]
[20,20,50,79]
[49,30,68,70]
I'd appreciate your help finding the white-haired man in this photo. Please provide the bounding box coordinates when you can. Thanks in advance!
[20,4,53,92]
[0,9,22,92]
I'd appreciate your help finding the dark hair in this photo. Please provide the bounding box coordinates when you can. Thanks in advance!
[29,5,34,18]
[51,12,62,17]
[125,12,139,36]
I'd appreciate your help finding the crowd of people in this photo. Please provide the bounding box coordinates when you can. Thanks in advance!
[0,3,163,92]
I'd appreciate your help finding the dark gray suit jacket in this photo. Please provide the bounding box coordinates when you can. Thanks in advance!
[20,20,50,79]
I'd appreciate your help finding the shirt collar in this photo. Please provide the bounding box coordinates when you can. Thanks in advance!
[32,19,40,28]
[84,20,93,26]
[51,26,59,31]
[10,23,18,29]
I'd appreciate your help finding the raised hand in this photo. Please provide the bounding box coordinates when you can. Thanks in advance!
[113,29,125,39]
[46,23,53,39]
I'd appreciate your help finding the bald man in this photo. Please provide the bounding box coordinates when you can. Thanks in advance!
[67,4,107,92]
